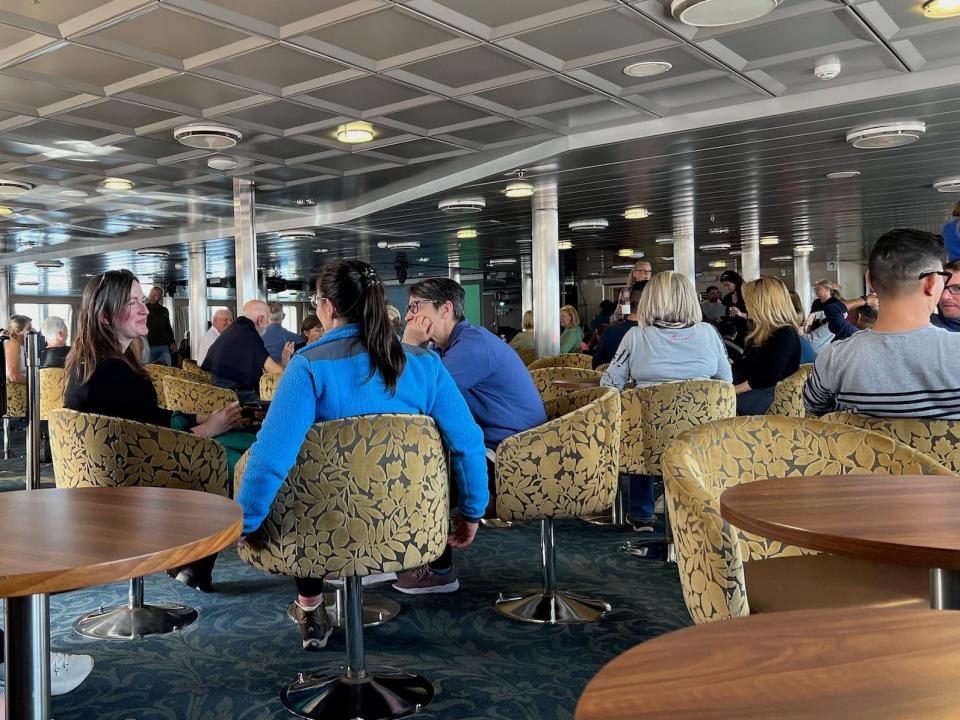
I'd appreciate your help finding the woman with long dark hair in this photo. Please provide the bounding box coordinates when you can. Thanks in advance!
[236,259,488,651]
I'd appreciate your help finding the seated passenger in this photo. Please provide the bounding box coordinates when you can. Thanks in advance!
[40,316,70,368]
[509,310,535,352]
[559,304,584,353]
[593,281,645,368]
[4,314,31,385]
[804,228,960,418]
[236,261,488,650]
[296,314,323,349]
[930,258,960,332]
[202,300,290,403]
[733,276,801,415]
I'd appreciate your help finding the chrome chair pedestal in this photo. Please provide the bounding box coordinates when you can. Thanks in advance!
[73,576,197,640]
[324,589,400,629]
[282,666,433,720]
[582,479,628,527]
[480,518,513,528]
[620,539,677,562]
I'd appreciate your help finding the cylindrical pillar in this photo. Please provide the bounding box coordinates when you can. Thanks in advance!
[740,204,760,281]
[188,245,208,362]
[794,247,812,311]
[4,595,50,720]
[532,184,560,358]
[521,256,533,315]
[233,178,259,309]
[24,331,40,490]
[672,198,696,281]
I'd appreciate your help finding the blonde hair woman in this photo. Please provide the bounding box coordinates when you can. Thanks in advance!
[4,314,31,384]
[617,260,653,310]
[559,304,583,353]
[509,310,534,351]
[733,276,801,415]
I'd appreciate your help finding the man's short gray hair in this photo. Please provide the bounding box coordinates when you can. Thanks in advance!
[267,301,284,322]
[41,316,67,338]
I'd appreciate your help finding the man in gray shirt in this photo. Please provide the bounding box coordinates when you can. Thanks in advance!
[804,228,960,418]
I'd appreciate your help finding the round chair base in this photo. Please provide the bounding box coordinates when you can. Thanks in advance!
[324,592,401,628]
[480,518,513,529]
[581,513,625,528]
[281,666,434,720]
[495,590,610,624]
[73,603,198,640]
[620,539,676,563]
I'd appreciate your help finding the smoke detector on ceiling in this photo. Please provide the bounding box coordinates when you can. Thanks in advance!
[173,123,242,149]
[815,55,841,80]
[670,0,781,27]
[438,197,485,213]
[846,122,926,149]
[0,179,34,197]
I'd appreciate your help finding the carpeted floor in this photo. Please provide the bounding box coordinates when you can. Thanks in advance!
[1,431,693,720]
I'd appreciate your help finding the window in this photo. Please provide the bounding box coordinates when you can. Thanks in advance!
[281,304,299,334]
[12,303,73,342]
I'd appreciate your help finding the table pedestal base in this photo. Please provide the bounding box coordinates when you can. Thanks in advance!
[324,590,400,628]
[930,568,960,610]
[495,590,610,624]
[281,666,433,720]
[74,603,198,640]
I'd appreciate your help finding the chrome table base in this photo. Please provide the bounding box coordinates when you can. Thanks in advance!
[282,666,433,720]
[74,603,198,640]
[324,591,400,629]
[931,568,960,610]
[495,590,610,624]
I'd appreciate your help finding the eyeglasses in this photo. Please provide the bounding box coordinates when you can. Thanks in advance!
[918,270,953,283]
[406,299,435,315]
[944,284,960,296]
[309,294,324,309]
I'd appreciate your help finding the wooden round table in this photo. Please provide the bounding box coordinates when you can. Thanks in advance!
[576,607,960,720]
[719,475,960,609]
[551,377,601,390]
[0,487,242,719]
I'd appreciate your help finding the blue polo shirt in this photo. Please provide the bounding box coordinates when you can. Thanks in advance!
[262,323,302,363]
[437,321,547,449]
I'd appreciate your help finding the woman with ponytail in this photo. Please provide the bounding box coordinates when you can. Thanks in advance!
[236,259,488,651]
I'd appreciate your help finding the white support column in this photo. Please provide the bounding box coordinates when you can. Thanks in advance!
[0,267,9,322]
[740,203,760,281]
[521,255,533,314]
[532,183,560,358]
[794,247,812,311]
[188,244,207,360]
[673,195,696,281]
[233,178,259,308]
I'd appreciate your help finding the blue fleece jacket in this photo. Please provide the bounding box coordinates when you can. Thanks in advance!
[236,324,489,534]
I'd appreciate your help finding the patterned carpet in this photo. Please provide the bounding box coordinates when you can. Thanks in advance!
[0,430,693,720]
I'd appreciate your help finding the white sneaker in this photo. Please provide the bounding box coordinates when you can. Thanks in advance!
[325,572,396,587]
[50,652,93,696]
[654,495,664,515]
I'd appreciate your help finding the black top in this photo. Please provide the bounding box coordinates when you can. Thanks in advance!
[40,345,70,369]
[64,356,170,427]
[592,319,638,368]
[146,303,175,347]
[821,296,858,341]
[722,289,749,343]
[201,316,268,400]
[733,326,801,390]
[931,311,960,332]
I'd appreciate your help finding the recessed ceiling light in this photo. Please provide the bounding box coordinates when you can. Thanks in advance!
[207,155,240,171]
[760,235,779,246]
[488,258,517,266]
[60,188,89,198]
[623,61,672,78]
[174,123,242,149]
[0,179,33,197]
[618,249,636,257]
[558,240,573,250]
[700,242,731,251]
[438,197,485,213]
[569,218,608,231]
[386,241,420,250]
[771,255,792,262]
[102,177,133,191]
[934,178,960,193]
[0,206,12,217]
[655,237,674,245]
[624,207,650,220]
[923,0,960,18]
[136,247,170,258]
[278,230,314,240]
[34,260,63,268]
[708,260,728,268]
[846,122,926,149]
[456,229,477,240]
[794,243,814,254]
[826,170,861,179]
[670,0,781,27]
[336,121,374,144]
[505,171,534,198]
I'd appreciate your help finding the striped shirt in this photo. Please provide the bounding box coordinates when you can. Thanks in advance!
[803,325,960,418]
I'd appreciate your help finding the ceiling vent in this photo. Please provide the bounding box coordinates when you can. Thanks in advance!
[173,123,242,150]
[569,218,608,231]
[670,0,780,27]
[0,179,33,197]
[846,122,926,149]
[934,178,960,193]
[438,197,485,213]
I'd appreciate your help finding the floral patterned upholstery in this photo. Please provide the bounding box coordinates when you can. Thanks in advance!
[162,375,238,415]
[236,414,449,579]
[626,379,736,477]
[48,408,229,497]
[5,381,26,418]
[39,368,65,421]
[662,416,951,625]
[495,387,620,522]
[529,367,601,404]
[259,372,282,401]
[824,412,960,474]
[514,346,535,367]
[594,363,610,374]
[766,363,813,417]
[527,353,592,371]
[181,359,212,383]
[145,364,197,409]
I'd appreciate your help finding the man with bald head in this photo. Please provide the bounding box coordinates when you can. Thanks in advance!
[196,308,233,366]
[202,299,292,403]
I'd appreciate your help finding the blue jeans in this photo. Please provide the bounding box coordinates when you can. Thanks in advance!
[627,473,655,523]
[149,345,172,366]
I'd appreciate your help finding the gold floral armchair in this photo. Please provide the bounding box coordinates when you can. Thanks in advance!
[181,358,212,383]
[48,408,229,640]
[514,346,535,367]
[259,372,282,401]
[495,386,620,623]
[235,415,448,718]
[766,363,813,417]
[3,381,26,456]
[162,375,238,415]
[39,367,65,421]
[662,416,951,625]
[145,364,197,409]
[527,353,593,371]
[529,367,601,404]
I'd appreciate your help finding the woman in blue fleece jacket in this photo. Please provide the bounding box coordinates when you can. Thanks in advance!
[236,259,488,650]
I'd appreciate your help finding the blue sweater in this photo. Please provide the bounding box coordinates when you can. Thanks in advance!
[236,324,489,534]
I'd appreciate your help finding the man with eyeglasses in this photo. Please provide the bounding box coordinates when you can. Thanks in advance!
[804,228,960,418]
[393,277,547,594]
[931,259,960,332]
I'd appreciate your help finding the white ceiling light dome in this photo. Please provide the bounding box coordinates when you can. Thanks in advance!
[60,188,89,198]
[136,247,170,258]
[207,155,240,171]
[846,122,926,149]
[670,0,781,27]
[569,218,608,231]
[624,207,650,220]
[173,123,242,149]
[438,197,485,213]
[623,61,672,78]
[826,170,861,179]
[0,179,33,197]
[700,242,731,251]
[760,235,779,246]
[504,171,534,199]
[933,178,960,193]
[278,230,315,240]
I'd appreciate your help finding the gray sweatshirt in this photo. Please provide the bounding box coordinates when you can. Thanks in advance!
[601,323,733,390]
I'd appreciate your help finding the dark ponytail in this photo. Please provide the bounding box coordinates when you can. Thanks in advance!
[318,260,406,392]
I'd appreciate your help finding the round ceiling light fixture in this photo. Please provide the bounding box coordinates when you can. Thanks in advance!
[558,240,574,250]
[0,206,12,217]
[700,242,731,251]
[623,61,672,78]
[569,218,608,231]
[618,249,636,257]
[922,0,960,18]
[0,179,33,197]
[136,247,170,258]
[846,122,926,149]
[760,235,779,246]
[826,170,861,179]
[438,197,485,213]
[456,228,478,240]
[336,121,374,144]
[278,229,315,240]
[933,178,960,193]
[60,188,89,198]
[34,260,63,269]
[207,155,240,171]
[623,206,650,220]
[504,171,534,198]
[102,177,133,192]
[670,0,781,27]
[488,258,517,266]
[174,123,241,149]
